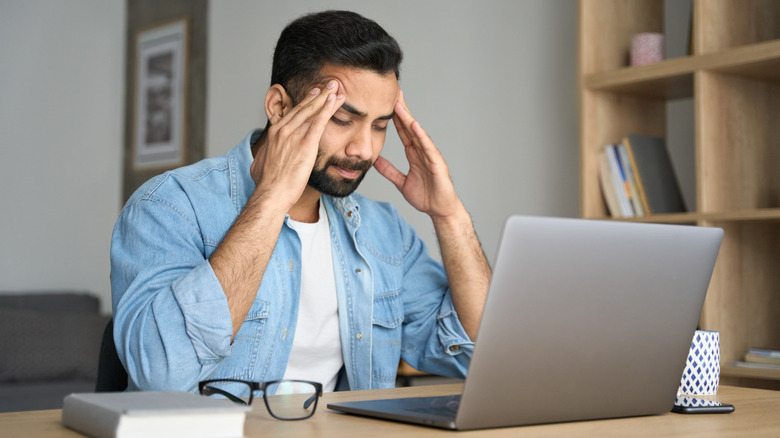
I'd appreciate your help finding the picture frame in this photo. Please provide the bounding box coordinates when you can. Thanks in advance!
[132,19,188,170]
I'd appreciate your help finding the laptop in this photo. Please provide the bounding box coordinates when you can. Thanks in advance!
[328,216,723,430]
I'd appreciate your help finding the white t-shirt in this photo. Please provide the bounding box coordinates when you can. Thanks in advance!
[283,201,343,391]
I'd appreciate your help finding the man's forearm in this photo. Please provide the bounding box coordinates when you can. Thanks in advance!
[209,188,288,339]
[431,205,491,341]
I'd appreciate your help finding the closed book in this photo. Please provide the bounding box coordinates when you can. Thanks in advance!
[745,348,780,365]
[617,144,645,216]
[748,348,780,358]
[598,147,622,217]
[605,145,634,217]
[61,391,250,438]
[730,361,780,371]
[623,134,686,214]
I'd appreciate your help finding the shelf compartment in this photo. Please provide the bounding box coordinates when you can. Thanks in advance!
[698,71,780,213]
[697,0,780,54]
[699,221,780,368]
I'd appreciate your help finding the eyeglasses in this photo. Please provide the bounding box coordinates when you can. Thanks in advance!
[198,379,323,420]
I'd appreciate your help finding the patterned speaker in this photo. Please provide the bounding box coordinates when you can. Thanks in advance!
[678,330,720,396]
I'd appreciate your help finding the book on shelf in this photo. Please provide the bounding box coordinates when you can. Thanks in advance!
[617,144,645,216]
[744,348,780,365]
[622,134,686,214]
[730,361,780,371]
[600,145,635,217]
[598,148,622,217]
[61,391,250,438]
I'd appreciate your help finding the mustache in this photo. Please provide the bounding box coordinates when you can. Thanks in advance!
[323,156,373,173]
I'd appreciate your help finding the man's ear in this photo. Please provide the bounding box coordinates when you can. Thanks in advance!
[264,84,293,125]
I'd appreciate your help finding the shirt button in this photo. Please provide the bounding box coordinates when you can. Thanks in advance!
[355,268,362,274]
[448,345,460,352]
[356,333,362,340]
[347,211,353,217]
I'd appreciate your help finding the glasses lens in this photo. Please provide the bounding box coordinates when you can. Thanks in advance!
[201,380,253,405]
[264,381,318,419]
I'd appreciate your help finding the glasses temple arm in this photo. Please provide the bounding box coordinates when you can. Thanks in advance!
[302,392,320,410]
[202,386,248,405]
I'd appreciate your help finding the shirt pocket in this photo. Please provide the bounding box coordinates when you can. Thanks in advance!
[371,291,404,385]
[234,300,271,341]
[372,291,404,329]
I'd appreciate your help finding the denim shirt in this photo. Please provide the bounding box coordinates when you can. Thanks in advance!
[110,130,474,394]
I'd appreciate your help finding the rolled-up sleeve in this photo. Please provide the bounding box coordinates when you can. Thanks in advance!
[397,220,474,379]
[111,192,234,392]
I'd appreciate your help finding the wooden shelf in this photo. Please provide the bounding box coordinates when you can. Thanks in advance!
[579,0,780,390]
[585,56,696,98]
[703,39,780,82]
[722,365,780,382]
[587,208,780,224]
[584,40,780,99]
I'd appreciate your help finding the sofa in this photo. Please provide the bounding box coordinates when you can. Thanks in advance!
[0,292,111,412]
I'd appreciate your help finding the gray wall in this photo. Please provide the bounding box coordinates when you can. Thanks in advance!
[0,1,125,313]
[0,1,579,313]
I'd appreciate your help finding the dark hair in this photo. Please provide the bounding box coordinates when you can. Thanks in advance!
[271,10,403,104]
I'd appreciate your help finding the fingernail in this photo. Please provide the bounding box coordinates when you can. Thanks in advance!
[326,80,337,89]
[326,93,335,102]
[310,88,321,95]
[337,94,345,100]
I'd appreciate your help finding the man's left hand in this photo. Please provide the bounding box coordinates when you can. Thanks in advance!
[373,90,463,220]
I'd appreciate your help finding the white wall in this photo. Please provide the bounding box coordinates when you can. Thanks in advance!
[0,1,125,313]
[0,1,578,314]
[208,1,580,264]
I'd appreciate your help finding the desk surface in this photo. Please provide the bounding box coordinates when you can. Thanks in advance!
[1,384,778,437]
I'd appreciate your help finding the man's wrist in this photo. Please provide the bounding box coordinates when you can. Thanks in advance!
[247,185,294,220]
[430,202,472,234]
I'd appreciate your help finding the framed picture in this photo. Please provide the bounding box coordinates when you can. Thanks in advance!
[133,19,188,169]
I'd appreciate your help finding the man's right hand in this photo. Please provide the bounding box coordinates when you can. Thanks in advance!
[250,80,345,211]
[212,80,343,339]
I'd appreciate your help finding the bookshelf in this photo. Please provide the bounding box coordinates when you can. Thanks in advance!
[579,0,780,389]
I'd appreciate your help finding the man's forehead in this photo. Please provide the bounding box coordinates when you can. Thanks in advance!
[318,64,398,114]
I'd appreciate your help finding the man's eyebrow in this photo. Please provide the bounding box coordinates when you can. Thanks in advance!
[340,102,367,117]
[340,102,394,121]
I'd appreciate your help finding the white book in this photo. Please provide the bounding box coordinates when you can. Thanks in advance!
[605,145,634,217]
[61,391,251,438]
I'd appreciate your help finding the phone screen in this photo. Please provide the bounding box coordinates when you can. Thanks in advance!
[672,395,735,414]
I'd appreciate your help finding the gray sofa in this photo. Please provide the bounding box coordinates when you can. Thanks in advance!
[0,292,111,412]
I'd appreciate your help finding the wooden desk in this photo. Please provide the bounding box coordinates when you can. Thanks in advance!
[1,384,778,437]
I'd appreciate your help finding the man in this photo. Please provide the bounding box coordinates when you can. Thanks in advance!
[111,10,490,394]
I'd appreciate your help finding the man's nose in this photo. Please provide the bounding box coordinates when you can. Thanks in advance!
[345,126,374,161]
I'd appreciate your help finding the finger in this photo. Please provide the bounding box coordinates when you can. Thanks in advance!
[393,114,413,148]
[393,90,417,130]
[393,93,436,155]
[273,85,322,126]
[283,84,335,126]
[302,91,345,142]
[373,156,406,191]
[277,80,339,129]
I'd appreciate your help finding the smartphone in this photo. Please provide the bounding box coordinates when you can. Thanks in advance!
[672,395,735,414]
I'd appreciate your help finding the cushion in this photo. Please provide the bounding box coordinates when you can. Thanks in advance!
[0,292,99,314]
[0,307,110,382]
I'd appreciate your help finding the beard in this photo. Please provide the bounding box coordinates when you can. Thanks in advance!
[308,152,373,197]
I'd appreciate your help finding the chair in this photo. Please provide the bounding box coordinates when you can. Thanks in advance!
[95,318,128,392]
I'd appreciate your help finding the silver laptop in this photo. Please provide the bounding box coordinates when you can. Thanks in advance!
[328,216,723,430]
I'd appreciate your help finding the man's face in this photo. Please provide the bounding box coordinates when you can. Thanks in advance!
[307,64,399,197]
